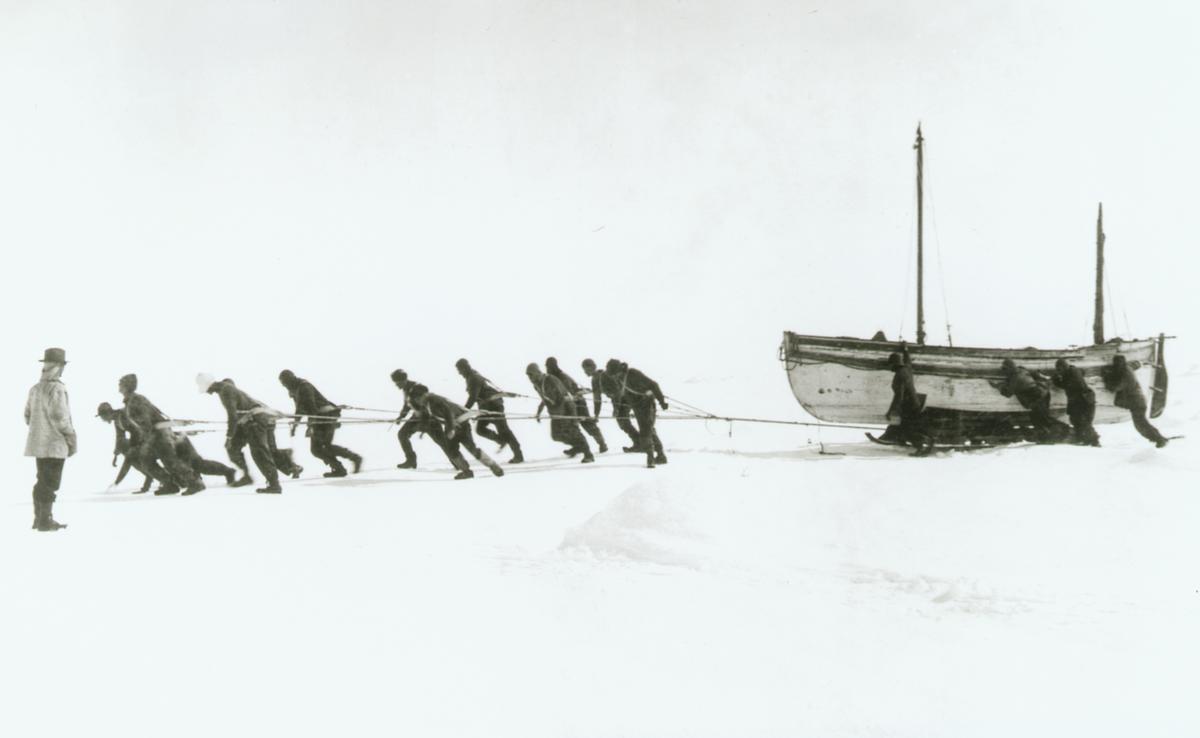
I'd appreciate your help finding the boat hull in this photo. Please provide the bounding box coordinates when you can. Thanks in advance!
[780,333,1164,426]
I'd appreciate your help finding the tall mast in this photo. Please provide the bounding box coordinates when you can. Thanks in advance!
[1093,203,1105,344]
[914,125,926,346]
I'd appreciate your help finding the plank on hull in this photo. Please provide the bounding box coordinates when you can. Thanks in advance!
[781,332,1160,425]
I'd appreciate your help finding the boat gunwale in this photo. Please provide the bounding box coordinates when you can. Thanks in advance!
[783,331,1157,359]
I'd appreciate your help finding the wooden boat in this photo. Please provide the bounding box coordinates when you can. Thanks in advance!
[780,127,1168,435]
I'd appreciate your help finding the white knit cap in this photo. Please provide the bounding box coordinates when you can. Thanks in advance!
[196,372,216,393]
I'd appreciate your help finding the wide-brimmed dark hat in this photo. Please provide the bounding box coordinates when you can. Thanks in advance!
[40,347,67,364]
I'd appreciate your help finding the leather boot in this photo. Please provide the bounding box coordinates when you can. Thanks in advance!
[349,454,363,474]
[508,447,524,464]
[32,499,42,530]
[477,451,504,477]
[451,456,473,480]
[38,501,66,531]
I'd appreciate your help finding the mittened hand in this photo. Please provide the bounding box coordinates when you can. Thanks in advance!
[659,401,669,411]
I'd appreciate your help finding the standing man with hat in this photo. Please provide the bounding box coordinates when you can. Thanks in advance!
[25,347,75,531]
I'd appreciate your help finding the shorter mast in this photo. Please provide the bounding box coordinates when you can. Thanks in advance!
[1093,203,1105,344]
[914,125,926,346]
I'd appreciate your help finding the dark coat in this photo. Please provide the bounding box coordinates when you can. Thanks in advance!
[285,378,338,416]
[998,367,1050,409]
[463,370,505,410]
[419,392,471,432]
[396,379,423,420]
[123,392,170,435]
[209,380,278,435]
[547,368,584,398]
[530,373,574,412]
[110,407,144,455]
[1052,365,1095,408]
[613,368,666,409]
[887,365,925,419]
[1103,362,1147,410]
[590,369,623,416]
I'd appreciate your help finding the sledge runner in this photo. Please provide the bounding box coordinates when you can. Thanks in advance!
[1103,354,1169,448]
[120,373,205,495]
[279,370,363,478]
[455,358,523,464]
[526,363,593,463]
[408,384,504,480]
[25,347,74,532]
[197,374,302,494]
[545,356,607,453]
[604,359,668,468]
[582,358,640,451]
[1052,359,1101,446]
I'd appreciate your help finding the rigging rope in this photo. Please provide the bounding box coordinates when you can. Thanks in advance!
[168,407,885,434]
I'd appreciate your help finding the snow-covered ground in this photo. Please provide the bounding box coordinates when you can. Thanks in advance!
[3,367,1197,738]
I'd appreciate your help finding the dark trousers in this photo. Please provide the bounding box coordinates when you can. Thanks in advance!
[139,429,201,487]
[444,423,500,472]
[549,402,589,453]
[896,414,931,451]
[176,436,236,478]
[474,400,521,451]
[127,450,170,488]
[631,401,664,461]
[33,457,65,505]
[128,458,156,491]
[309,419,358,472]
[1066,396,1100,445]
[228,417,295,486]
[1026,395,1072,443]
[611,401,641,446]
[574,398,606,448]
[1129,404,1167,445]
[398,417,446,464]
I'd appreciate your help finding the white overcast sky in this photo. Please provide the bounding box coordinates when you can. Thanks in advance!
[2,0,1198,456]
